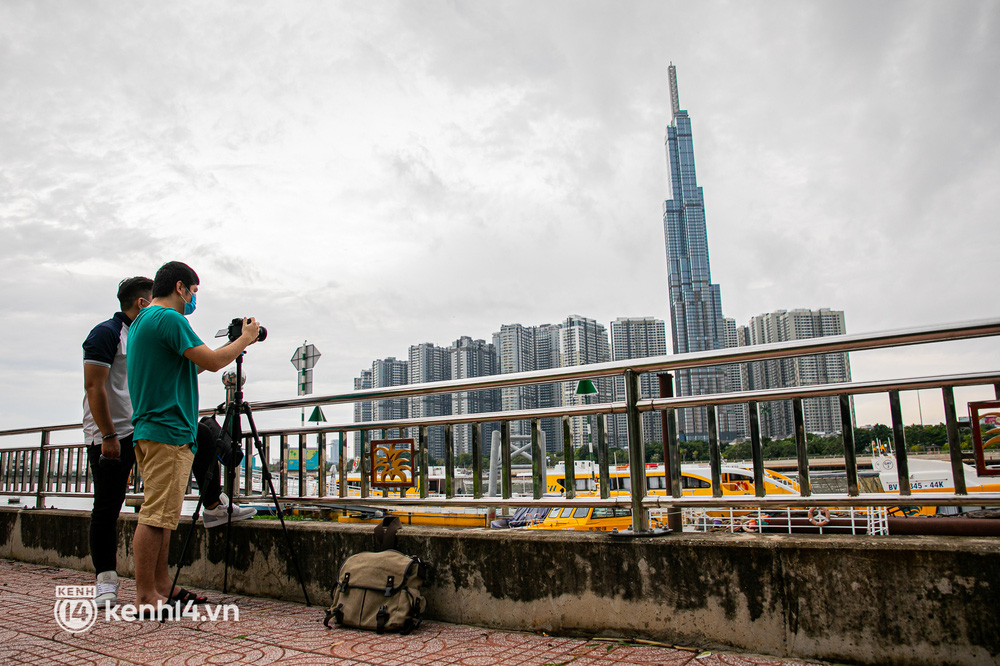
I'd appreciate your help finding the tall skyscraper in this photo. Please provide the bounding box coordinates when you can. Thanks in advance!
[610,317,667,448]
[662,63,729,440]
[450,336,499,454]
[743,308,852,438]
[409,342,451,458]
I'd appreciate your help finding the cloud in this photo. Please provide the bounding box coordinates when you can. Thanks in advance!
[1,1,998,431]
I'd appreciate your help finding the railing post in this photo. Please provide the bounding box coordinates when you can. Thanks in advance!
[471,423,482,499]
[625,369,649,533]
[942,387,967,495]
[35,430,49,508]
[657,374,682,533]
[337,432,346,498]
[16,451,24,493]
[748,401,765,497]
[596,414,610,500]
[707,405,722,498]
[500,421,512,499]
[418,427,429,499]
[888,390,910,496]
[279,434,289,497]
[75,447,85,493]
[444,424,454,499]
[55,448,64,495]
[243,432,254,496]
[260,434,270,497]
[659,374,681,492]
[360,430,370,499]
[297,433,307,497]
[531,419,544,500]
[562,415,576,500]
[792,398,810,497]
[840,394,859,497]
[317,432,327,498]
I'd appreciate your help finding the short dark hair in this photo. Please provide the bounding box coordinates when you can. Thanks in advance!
[117,276,153,310]
[151,261,200,299]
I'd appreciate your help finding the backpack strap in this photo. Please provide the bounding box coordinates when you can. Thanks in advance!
[373,516,402,552]
[376,605,389,634]
[339,573,350,593]
[323,603,344,629]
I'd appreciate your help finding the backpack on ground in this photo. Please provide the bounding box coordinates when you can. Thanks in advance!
[324,517,427,634]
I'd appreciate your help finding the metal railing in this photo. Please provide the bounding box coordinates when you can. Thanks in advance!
[3,317,1000,533]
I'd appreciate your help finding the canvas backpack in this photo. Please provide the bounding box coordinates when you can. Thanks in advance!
[324,517,428,634]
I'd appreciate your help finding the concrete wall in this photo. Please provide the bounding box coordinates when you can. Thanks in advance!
[2,507,997,665]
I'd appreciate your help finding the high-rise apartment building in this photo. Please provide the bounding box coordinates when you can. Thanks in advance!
[492,323,560,450]
[558,315,612,451]
[610,317,667,448]
[409,342,452,458]
[493,324,537,432]
[743,308,851,438]
[662,63,729,440]
[721,317,749,437]
[348,357,409,459]
[351,368,373,458]
[450,336,499,454]
[371,357,408,429]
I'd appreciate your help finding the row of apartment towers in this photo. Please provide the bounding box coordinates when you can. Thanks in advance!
[353,308,850,460]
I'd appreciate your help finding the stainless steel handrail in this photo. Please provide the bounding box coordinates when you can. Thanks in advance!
[3,318,1000,530]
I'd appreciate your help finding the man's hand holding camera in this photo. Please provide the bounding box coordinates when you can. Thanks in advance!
[238,317,261,347]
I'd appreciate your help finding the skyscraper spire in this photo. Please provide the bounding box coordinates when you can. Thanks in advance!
[662,63,729,439]
[668,62,680,121]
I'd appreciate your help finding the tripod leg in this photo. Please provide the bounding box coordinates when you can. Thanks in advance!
[221,403,240,595]
[242,402,312,606]
[222,457,237,594]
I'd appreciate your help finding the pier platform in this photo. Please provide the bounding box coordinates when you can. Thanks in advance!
[1,559,827,666]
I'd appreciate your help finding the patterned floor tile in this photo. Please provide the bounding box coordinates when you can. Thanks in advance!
[0,559,830,666]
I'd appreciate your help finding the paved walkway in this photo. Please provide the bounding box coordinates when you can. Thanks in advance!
[1,559,832,665]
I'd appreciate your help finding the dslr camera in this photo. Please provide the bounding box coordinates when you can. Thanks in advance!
[217,317,267,343]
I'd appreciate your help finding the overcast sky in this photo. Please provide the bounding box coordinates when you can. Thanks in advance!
[2,1,998,438]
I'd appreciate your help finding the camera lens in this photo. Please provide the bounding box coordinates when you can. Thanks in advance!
[257,326,267,342]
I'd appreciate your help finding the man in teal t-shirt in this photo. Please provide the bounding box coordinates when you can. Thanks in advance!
[126,261,261,608]
[128,304,204,448]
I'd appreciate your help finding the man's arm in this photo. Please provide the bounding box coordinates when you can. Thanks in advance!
[83,363,120,459]
[183,318,260,372]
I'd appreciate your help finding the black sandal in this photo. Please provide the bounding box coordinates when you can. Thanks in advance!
[168,587,208,604]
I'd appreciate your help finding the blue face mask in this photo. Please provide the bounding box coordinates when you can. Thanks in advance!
[184,290,197,316]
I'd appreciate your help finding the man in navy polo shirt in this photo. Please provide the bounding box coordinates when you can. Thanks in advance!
[83,276,153,608]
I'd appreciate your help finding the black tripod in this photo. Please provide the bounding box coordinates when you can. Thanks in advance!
[172,352,311,606]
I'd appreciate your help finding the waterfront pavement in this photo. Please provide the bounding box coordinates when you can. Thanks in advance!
[1,559,835,666]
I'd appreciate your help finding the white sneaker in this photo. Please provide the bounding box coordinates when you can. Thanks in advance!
[201,493,256,528]
[94,570,119,608]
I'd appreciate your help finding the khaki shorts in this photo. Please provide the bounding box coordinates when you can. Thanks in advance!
[134,439,194,530]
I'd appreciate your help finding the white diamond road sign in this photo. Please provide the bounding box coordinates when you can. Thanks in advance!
[291,344,321,371]
[292,343,321,396]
